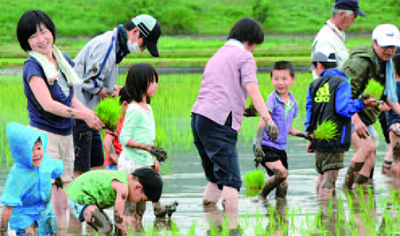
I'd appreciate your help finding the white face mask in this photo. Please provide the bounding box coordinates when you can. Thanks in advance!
[127,41,140,53]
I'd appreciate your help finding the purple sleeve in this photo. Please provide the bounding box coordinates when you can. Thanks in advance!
[293,101,298,119]
[239,51,258,86]
[266,94,274,113]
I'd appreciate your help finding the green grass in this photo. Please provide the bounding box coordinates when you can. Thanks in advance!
[1,0,400,37]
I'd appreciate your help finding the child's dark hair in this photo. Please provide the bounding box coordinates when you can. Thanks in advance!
[17,10,56,52]
[312,62,337,70]
[119,86,131,104]
[227,18,264,45]
[124,64,158,104]
[270,61,295,78]
[35,137,42,144]
[131,167,163,203]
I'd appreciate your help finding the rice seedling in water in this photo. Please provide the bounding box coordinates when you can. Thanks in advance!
[362,79,384,99]
[314,119,338,141]
[245,169,265,197]
[94,97,122,131]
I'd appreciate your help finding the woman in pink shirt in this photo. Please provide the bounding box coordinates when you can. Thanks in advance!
[191,17,278,234]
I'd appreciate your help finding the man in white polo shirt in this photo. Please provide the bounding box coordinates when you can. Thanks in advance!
[311,0,366,79]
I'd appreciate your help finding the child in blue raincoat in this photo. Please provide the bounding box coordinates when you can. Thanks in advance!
[0,123,64,236]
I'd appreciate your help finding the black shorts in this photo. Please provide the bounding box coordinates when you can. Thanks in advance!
[261,145,288,177]
[73,119,105,172]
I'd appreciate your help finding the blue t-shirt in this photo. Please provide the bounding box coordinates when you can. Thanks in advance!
[22,54,75,135]
[387,81,400,127]
[261,91,298,150]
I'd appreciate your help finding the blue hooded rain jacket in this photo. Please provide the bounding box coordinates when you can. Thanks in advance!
[1,123,63,231]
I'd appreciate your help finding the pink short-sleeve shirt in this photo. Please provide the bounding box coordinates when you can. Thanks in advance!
[191,40,258,131]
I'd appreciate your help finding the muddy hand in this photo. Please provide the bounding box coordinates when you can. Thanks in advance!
[166,201,179,218]
[254,145,264,168]
[243,107,258,117]
[296,132,314,141]
[55,176,64,190]
[150,147,168,162]
[266,120,278,141]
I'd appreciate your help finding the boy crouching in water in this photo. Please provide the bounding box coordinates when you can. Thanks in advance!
[1,123,64,236]
[254,61,306,200]
[65,168,162,235]
[305,48,377,199]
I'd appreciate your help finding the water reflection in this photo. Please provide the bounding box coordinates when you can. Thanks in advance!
[345,187,377,236]
[2,138,400,235]
[265,198,288,236]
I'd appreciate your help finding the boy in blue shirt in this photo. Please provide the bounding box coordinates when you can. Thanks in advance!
[254,61,305,200]
[1,123,63,235]
[305,47,377,199]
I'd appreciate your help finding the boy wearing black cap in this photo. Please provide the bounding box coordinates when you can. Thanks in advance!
[65,168,163,235]
[73,14,162,180]
[305,47,377,199]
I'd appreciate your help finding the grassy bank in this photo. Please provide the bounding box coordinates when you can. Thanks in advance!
[1,0,399,38]
[0,35,373,69]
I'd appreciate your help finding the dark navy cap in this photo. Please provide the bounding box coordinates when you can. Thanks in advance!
[335,0,367,17]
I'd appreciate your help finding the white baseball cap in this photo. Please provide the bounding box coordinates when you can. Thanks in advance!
[372,24,400,47]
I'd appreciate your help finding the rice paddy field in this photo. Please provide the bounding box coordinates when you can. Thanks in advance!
[1,70,399,235]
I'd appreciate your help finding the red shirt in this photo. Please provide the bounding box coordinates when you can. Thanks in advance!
[103,115,125,166]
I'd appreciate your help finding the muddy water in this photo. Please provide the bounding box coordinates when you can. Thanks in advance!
[0,137,398,235]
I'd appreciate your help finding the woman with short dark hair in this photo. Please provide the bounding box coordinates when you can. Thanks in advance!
[16,9,104,232]
[191,17,278,234]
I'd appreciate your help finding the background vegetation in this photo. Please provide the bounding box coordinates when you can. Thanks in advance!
[1,0,400,40]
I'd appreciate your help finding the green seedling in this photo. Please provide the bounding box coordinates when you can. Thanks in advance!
[314,119,338,141]
[245,169,265,197]
[362,79,384,100]
[94,97,122,131]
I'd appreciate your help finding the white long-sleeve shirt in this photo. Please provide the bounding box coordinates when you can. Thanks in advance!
[311,20,349,79]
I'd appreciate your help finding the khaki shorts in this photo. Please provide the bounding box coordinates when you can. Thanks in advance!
[29,126,74,182]
[315,151,344,174]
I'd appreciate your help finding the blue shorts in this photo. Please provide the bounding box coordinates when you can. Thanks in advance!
[350,122,378,144]
[191,113,241,191]
[73,119,105,171]
[15,204,57,236]
[68,198,91,222]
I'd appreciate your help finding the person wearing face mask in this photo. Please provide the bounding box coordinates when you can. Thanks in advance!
[72,14,162,179]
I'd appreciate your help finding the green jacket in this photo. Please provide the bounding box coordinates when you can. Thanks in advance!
[342,45,384,126]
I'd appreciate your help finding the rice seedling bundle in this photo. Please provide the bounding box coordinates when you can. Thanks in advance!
[314,119,338,141]
[245,169,265,197]
[94,97,122,131]
[362,79,384,99]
